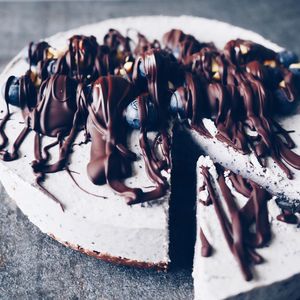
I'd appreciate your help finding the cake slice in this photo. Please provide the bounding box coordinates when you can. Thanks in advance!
[193,155,300,300]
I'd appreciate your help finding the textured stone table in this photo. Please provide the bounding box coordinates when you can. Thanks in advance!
[0,1,300,299]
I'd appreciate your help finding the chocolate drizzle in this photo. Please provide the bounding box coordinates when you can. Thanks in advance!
[199,228,212,257]
[163,29,215,62]
[199,164,272,281]
[2,28,300,214]
[1,74,87,209]
[177,39,300,177]
[86,76,170,204]
[28,41,50,68]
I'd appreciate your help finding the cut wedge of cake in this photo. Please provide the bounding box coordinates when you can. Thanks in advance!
[193,155,300,300]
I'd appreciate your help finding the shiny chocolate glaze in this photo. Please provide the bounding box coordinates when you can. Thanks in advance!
[178,41,300,177]
[2,74,86,210]
[199,164,271,281]
[56,35,116,83]
[28,41,50,67]
[163,29,215,62]
[86,75,170,204]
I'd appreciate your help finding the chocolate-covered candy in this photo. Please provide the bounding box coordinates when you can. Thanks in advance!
[4,74,37,111]
[28,41,51,67]
[125,98,158,130]
[5,76,20,107]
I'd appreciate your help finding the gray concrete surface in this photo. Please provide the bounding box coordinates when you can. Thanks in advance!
[0,1,300,299]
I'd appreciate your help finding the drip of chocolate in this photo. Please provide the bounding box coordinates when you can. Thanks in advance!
[1,74,37,160]
[132,49,185,182]
[199,228,212,257]
[86,76,169,204]
[199,164,272,281]
[1,73,88,210]
[56,35,115,83]
[133,32,161,56]
[28,41,50,67]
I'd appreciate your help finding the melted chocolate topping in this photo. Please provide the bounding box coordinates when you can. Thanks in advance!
[199,228,212,257]
[55,35,117,83]
[28,41,50,67]
[178,41,300,177]
[163,29,215,62]
[277,210,298,224]
[200,164,271,281]
[86,75,170,204]
[2,29,300,216]
[1,29,299,278]
[134,32,161,56]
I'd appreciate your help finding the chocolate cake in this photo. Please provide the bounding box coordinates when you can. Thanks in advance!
[0,16,299,299]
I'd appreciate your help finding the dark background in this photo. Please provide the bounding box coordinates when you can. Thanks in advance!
[0,1,300,299]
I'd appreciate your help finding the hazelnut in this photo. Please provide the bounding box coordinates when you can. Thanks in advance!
[211,59,219,73]
[213,72,221,80]
[279,80,286,88]
[264,60,277,68]
[240,44,249,55]
[124,61,133,73]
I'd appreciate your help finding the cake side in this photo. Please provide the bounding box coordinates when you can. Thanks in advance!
[193,156,300,300]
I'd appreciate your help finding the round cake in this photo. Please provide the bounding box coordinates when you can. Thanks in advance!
[0,16,299,300]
